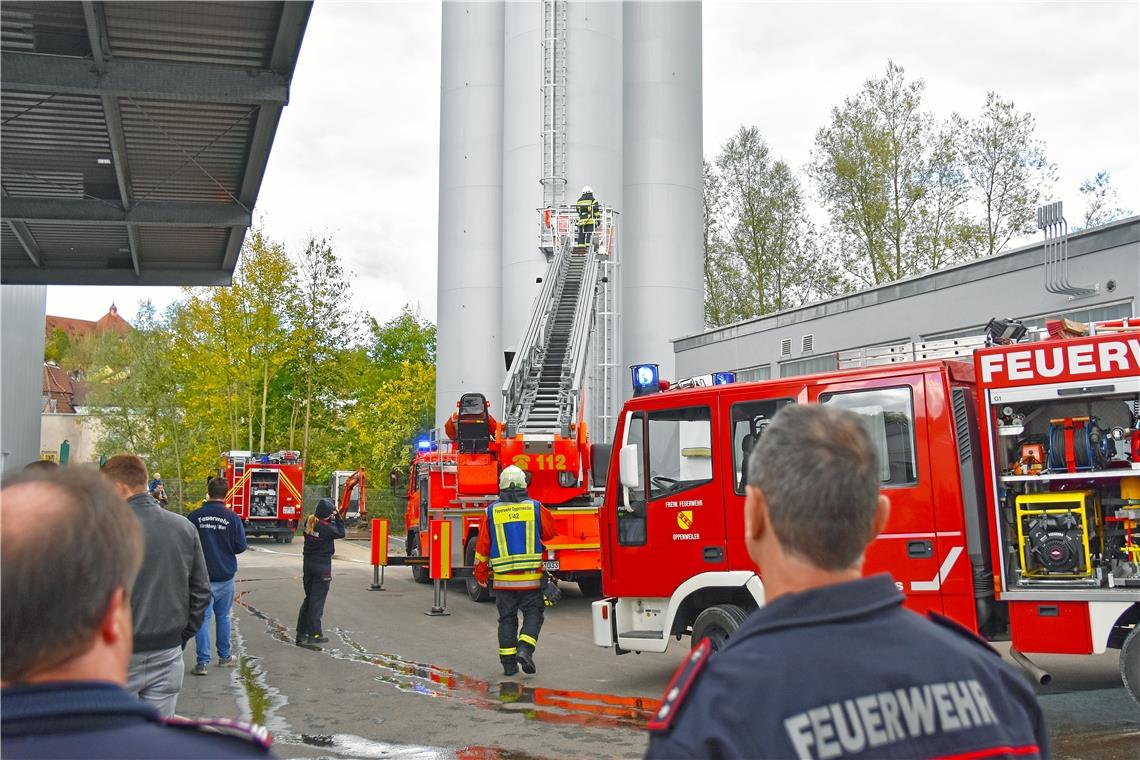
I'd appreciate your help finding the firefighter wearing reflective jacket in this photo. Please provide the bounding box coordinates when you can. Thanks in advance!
[474,465,556,676]
[575,186,601,247]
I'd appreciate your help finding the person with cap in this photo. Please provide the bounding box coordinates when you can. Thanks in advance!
[574,186,601,247]
[645,405,1049,759]
[473,465,556,676]
[295,498,345,645]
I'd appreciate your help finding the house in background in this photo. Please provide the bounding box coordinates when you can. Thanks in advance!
[39,304,126,463]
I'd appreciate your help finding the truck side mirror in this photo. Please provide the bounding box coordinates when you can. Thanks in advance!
[619,444,641,490]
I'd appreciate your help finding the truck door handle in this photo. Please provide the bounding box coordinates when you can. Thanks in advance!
[907,540,933,558]
[703,546,724,563]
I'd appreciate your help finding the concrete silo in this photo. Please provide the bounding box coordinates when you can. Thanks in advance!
[500,3,543,367]
[564,2,623,217]
[436,2,506,425]
[621,1,703,379]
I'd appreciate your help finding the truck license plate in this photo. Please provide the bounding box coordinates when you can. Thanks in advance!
[542,560,560,571]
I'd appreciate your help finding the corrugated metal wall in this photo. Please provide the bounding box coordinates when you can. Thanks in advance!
[1,285,47,475]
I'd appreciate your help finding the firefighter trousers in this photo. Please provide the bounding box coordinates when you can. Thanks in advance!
[495,587,544,664]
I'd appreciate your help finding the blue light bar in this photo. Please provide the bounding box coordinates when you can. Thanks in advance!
[713,371,736,385]
[630,364,660,396]
[416,438,432,451]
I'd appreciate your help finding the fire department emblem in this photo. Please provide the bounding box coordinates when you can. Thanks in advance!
[676,510,693,531]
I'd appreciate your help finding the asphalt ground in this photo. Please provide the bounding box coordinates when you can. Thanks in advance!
[175,537,1140,759]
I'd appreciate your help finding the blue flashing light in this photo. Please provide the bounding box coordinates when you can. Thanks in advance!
[631,364,660,396]
[416,438,432,452]
[713,371,736,385]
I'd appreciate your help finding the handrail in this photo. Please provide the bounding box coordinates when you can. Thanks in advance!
[561,250,599,435]
[502,236,571,433]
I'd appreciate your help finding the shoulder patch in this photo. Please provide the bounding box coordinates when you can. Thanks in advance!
[926,611,999,657]
[647,637,712,732]
[163,715,273,752]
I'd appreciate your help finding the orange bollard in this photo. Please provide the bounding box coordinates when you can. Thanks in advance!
[369,518,388,590]
[425,518,451,616]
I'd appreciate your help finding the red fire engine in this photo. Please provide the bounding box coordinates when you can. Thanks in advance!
[591,324,1140,703]
[404,393,603,600]
[222,450,304,542]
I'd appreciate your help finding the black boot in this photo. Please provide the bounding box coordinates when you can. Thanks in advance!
[516,647,536,674]
[501,657,519,676]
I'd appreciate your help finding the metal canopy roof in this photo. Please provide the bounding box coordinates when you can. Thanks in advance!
[0,1,311,285]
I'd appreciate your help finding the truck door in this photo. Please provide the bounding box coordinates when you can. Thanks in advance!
[606,403,726,599]
[810,376,944,615]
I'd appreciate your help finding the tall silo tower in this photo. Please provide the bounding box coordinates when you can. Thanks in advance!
[436,2,506,425]
[436,0,703,428]
[622,1,703,380]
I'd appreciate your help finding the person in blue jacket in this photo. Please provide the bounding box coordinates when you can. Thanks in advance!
[295,498,345,645]
[645,405,1049,760]
[187,477,248,675]
[1,468,272,758]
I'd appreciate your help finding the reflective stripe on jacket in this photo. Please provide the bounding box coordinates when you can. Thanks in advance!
[576,197,600,226]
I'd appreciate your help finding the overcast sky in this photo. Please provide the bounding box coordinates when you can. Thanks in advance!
[45,0,1139,326]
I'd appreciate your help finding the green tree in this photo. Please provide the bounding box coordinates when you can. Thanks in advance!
[713,126,825,319]
[810,61,935,285]
[1078,171,1131,229]
[961,92,1055,257]
[44,327,71,363]
[287,236,361,464]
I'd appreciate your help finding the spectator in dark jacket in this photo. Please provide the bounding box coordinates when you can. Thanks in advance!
[1,468,273,758]
[187,477,247,676]
[295,499,344,645]
[102,455,210,718]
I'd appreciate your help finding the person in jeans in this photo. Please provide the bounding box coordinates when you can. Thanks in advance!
[187,477,248,675]
[101,455,210,718]
[295,499,344,645]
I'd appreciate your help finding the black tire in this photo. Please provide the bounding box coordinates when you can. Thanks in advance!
[408,534,430,584]
[576,574,603,598]
[273,534,284,544]
[1122,625,1140,708]
[691,604,749,653]
[465,536,493,602]
[284,531,294,544]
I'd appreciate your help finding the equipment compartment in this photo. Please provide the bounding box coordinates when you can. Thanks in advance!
[987,383,1140,591]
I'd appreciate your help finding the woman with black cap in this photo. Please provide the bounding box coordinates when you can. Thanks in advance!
[295,498,345,645]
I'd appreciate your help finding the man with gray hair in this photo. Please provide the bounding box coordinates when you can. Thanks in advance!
[1,468,273,757]
[646,404,1048,759]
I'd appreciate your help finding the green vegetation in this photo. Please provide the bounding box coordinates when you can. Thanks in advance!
[704,60,1132,327]
[82,229,435,508]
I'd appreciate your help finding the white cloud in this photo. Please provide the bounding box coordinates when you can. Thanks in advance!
[47,1,1138,325]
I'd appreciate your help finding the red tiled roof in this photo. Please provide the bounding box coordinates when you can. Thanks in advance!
[45,305,131,342]
[42,364,77,414]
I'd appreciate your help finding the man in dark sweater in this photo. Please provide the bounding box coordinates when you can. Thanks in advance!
[187,477,248,675]
[102,455,210,718]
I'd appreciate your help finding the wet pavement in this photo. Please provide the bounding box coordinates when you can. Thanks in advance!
[175,537,1139,759]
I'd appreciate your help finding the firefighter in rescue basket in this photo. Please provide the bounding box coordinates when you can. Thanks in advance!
[473,465,556,676]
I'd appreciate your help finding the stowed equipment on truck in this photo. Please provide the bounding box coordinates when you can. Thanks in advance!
[591,319,1140,706]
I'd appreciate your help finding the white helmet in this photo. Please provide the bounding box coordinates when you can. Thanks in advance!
[581,186,593,195]
[499,465,527,490]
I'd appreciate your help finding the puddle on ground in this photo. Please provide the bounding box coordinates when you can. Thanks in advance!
[234,591,659,730]
[228,615,290,735]
[272,734,547,759]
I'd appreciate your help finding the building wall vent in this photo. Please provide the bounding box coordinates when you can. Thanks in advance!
[802,334,814,354]
[780,337,792,357]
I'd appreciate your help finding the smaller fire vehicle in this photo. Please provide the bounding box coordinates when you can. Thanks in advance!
[222,450,304,542]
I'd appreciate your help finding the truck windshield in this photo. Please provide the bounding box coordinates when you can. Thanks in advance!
[647,406,712,499]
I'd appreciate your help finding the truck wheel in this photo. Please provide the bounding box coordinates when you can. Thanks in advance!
[1122,625,1140,708]
[465,537,493,603]
[691,604,748,653]
[577,574,603,598]
[284,531,294,544]
[408,534,430,584]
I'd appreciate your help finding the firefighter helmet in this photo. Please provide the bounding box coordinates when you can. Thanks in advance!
[499,465,527,490]
[581,186,592,195]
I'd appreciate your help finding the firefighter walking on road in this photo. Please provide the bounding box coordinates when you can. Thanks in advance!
[474,465,556,676]
[575,186,601,247]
